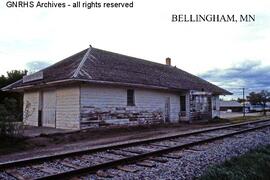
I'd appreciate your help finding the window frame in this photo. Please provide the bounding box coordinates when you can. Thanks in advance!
[127,89,135,106]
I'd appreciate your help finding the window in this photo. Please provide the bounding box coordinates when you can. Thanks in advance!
[180,95,186,111]
[127,89,135,106]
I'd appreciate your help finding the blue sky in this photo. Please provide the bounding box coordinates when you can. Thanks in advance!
[0,0,269,98]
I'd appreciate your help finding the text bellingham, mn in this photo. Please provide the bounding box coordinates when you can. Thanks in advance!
[172,14,255,23]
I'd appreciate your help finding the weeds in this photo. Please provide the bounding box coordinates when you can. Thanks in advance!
[199,145,270,180]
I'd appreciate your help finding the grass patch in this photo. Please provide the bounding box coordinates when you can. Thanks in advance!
[207,117,230,124]
[199,145,270,180]
[0,136,28,155]
[228,115,270,124]
[195,114,270,125]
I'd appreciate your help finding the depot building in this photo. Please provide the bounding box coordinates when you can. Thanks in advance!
[2,45,231,130]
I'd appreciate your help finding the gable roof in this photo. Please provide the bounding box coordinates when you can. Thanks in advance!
[2,46,232,95]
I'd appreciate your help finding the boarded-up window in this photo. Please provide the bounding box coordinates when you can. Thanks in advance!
[127,89,135,106]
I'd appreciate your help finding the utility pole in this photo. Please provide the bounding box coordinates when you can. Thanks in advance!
[243,88,245,117]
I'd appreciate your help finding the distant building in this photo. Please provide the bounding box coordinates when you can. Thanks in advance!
[248,103,270,112]
[220,100,243,112]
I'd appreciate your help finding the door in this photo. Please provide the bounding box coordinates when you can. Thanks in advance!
[165,97,170,122]
[42,90,56,128]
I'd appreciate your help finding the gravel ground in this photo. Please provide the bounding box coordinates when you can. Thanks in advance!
[14,167,48,179]
[0,171,17,180]
[66,156,95,167]
[82,127,270,180]
[42,161,74,172]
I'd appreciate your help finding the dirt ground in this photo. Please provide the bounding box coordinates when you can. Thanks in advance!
[0,121,231,163]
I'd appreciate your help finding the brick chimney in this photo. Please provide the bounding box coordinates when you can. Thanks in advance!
[166,57,171,66]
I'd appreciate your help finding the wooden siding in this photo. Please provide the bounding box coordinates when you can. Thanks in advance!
[80,84,180,128]
[23,91,40,126]
[56,87,80,129]
[135,89,180,122]
[42,90,56,128]
[212,96,220,118]
[22,85,219,130]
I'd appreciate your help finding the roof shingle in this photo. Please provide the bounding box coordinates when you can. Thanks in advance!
[2,46,231,95]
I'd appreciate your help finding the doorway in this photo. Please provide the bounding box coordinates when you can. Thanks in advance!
[42,90,56,128]
[38,91,43,127]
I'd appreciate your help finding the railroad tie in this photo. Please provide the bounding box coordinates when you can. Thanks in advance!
[188,146,207,151]
[98,153,125,161]
[149,143,171,148]
[96,170,114,178]
[31,164,59,174]
[204,133,226,137]
[60,160,82,169]
[182,149,200,154]
[185,136,203,141]
[149,156,168,163]
[167,139,180,143]
[136,146,156,152]
[117,165,139,173]
[136,160,156,167]
[69,177,82,180]
[121,148,145,154]
[162,152,183,159]
[107,150,135,157]
[5,169,26,180]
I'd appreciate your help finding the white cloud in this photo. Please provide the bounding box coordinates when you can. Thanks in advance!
[0,0,269,78]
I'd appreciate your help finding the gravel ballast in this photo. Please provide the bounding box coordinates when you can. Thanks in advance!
[83,127,270,179]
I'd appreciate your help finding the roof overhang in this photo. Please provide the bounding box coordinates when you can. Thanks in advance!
[2,78,232,95]
[1,78,188,93]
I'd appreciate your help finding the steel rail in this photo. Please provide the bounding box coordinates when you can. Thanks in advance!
[35,122,270,180]
[0,119,269,170]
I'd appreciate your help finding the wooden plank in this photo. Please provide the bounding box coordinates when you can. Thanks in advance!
[5,169,26,180]
[136,146,155,152]
[96,170,113,178]
[107,150,134,157]
[162,152,183,159]
[168,139,180,143]
[136,160,156,167]
[187,147,206,151]
[149,143,171,148]
[121,149,144,154]
[184,149,201,153]
[32,164,59,174]
[149,157,168,163]
[117,165,139,173]
[69,177,81,180]
[60,160,81,169]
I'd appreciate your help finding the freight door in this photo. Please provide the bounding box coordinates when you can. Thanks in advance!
[42,90,56,128]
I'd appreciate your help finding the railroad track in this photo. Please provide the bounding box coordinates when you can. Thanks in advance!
[0,119,270,180]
